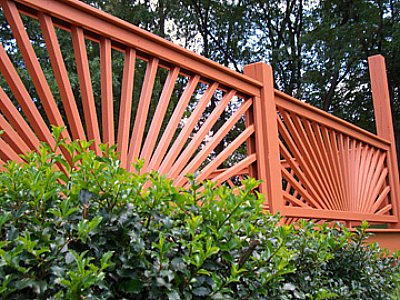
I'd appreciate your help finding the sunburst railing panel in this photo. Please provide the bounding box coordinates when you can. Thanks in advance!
[275,92,398,224]
[0,0,260,190]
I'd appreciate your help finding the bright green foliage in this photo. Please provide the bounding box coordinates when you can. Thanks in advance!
[0,139,399,299]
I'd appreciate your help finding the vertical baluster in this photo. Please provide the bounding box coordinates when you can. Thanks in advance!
[100,38,114,146]
[127,58,159,170]
[72,26,101,154]
[117,48,136,165]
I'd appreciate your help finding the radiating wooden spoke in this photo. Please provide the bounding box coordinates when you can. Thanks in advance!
[0,137,23,163]
[39,13,86,142]
[140,66,180,168]
[72,26,101,154]
[160,89,236,175]
[100,37,114,146]
[0,44,55,149]
[127,57,159,170]
[195,125,254,183]
[277,101,394,218]
[175,98,253,180]
[117,48,136,165]
[147,75,201,172]
[2,1,70,144]
[0,86,40,150]
[0,113,31,154]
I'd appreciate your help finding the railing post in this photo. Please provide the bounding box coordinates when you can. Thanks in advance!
[368,55,400,228]
[244,62,283,213]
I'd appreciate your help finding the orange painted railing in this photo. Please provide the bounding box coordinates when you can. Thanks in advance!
[0,0,399,229]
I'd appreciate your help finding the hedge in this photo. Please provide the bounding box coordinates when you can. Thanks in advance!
[0,135,399,299]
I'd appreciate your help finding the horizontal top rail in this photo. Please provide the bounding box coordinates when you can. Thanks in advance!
[15,0,262,97]
[275,90,391,150]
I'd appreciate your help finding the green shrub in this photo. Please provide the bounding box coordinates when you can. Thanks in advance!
[0,137,399,299]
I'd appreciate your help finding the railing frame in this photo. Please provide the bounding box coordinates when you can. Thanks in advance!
[243,56,400,226]
[0,0,399,228]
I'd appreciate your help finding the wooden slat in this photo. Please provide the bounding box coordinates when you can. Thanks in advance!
[279,140,327,210]
[0,137,23,163]
[329,129,347,210]
[39,13,86,142]
[365,152,387,203]
[348,140,358,211]
[275,92,390,149]
[14,0,262,98]
[140,66,180,168]
[281,167,323,209]
[210,154,256,184]
[2,1,70,144]
[174,99,252,180]
[369,168,389,208]
[100,37,114,145]
[71,26,101,154]
[282,192,310,208]
[321,126,343,209]
[0,113,31,154]
[376,204,392,215]
[310,121,341,209]
[330,129,347,209]
[195,125,254,183]
[338,134,351,210]
[117,48,136,165]
[127,57,159,170]
[147,75,201,172]
[162,89,236,175]
[288,113,333,206]
[277,114,332,208]
[357,145,373,211]
[0,86,40,150]
[353,141,363,211]
[303,118,338,203]
[0,44,55,148]
[362,149,383,211]
[370,186,391,214]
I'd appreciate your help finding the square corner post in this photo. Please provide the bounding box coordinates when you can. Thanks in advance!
[368,55,400,229]
[243,62,283,214]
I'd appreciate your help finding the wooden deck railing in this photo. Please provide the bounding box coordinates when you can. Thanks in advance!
[0,0,399,229]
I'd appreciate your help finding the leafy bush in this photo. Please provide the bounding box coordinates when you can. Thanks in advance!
[0,137,399,299]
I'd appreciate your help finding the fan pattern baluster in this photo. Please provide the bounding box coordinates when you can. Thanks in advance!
[0,0,399,227]
[277,102,394,218]
[0,0,255,190]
